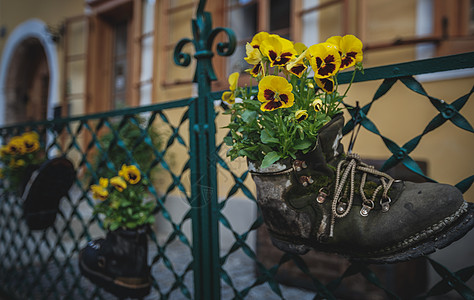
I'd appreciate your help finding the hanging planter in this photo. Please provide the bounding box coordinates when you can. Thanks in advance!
[79,164,154,298]
[223,32,474,264]
[0,132,75,230]
[22,157,75,230]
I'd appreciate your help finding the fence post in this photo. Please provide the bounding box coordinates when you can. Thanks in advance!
[174,1,235,299]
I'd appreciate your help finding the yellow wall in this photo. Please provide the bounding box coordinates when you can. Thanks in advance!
[0,0,84,65]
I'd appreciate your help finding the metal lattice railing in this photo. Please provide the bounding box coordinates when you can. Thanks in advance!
[0,0,473,299]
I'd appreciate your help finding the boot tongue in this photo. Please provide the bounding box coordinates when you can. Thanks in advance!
[317,113,345,162]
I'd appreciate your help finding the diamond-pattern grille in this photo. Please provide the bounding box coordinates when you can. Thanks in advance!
[0,52,473,300]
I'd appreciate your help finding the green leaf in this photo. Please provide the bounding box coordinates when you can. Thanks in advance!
[293,139,312,150]
[261,152,281,169]
[241,110,258,123]
[260,130,279,144]
[223,136,234,146]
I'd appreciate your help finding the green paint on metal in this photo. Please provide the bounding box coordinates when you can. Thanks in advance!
[0,0,472,299]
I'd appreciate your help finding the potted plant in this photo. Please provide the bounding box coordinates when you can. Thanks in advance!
[79,164,154,298]
[0,131,75,230]
[224,32,474,263]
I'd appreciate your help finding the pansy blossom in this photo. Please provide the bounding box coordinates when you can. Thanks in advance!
[326,35,363,70]
[22,132,40,153]
[7,136,25,155]
[308,42,341,78]
[222,72,240,104]
[119,164,141,184]
[91,177,109,201]
[257,75,294,111]
[314,77,335,93]
[311,98,323,112]
[286,49,308,78]
[111,176,127,192]
[260,35,297,67]
[250,31,270,49]
[244,43,264,77]
[295,110,308,122]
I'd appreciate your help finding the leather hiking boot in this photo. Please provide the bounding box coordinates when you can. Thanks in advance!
[79,227,152,298]
[249,114,474,264]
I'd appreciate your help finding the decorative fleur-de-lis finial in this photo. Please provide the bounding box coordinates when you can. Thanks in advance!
[173,0,236,82]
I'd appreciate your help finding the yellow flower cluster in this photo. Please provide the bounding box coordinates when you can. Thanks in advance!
[224,32,364,166]
[1,132,40,157]
[91,164,142,201]
[222,32,363,111]
[0,131,42,180]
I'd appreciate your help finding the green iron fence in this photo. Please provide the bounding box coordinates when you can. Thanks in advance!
[0,1,473,299]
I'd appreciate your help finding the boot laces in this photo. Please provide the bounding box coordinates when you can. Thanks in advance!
[329,153,395,237]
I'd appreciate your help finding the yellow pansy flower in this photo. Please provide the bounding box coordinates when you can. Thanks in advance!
[7,136,26,155]
[257,75,294,111]
[22,132,40,153]
[311,98,323,112]
[99,177,109,187]
[294,42,308,55]
[91,184,109,201]
[244,43,264,77]
[286,49,308,78]
[244,42,263,65]
[110,176,127,192]
[91,177,109,200]
[119,164,141,184]
[0,145,9,157]
[314,77,335,93]
[260,35,297,67]
[326,35,363,70]
[221,72,240,105]
[250,31,270,49]
[308,42,341,78]
[295,110,308,122]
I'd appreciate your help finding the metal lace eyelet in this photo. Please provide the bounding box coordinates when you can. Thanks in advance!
[317,188,329,204]
[380,196,391,213]
[299,175,313,187]
[337,202,348,214]
[360,201,374,217]
[293,160,308,172]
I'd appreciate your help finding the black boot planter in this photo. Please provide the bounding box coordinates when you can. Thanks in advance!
[22,157,75,230]
[249,115,474,264]
[79,227,152,298]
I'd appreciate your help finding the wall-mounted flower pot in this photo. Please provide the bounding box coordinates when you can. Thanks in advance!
[249,115,474,264]
[22,157,75,230]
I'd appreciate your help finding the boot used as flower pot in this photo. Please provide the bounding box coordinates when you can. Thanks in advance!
[22,157,75,230]
[79,227,152,298]
[80,164,154,297]
[249,114,474,264]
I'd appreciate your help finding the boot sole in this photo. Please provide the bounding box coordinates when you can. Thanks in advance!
[78,251,151,298]
[269,202,474,264]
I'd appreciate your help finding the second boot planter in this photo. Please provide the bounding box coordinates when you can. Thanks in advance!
[79,227,152,298]
[249,114,474,264]
[22,157,75,230]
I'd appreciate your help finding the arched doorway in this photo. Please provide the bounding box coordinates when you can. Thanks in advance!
[0,19,59,126]
[4,37,49,123]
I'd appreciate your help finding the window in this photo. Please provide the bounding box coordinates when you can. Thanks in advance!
[226,0,292,75]
[433,0,474,56]
[85,0,150,113]
[112,21,129,110]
